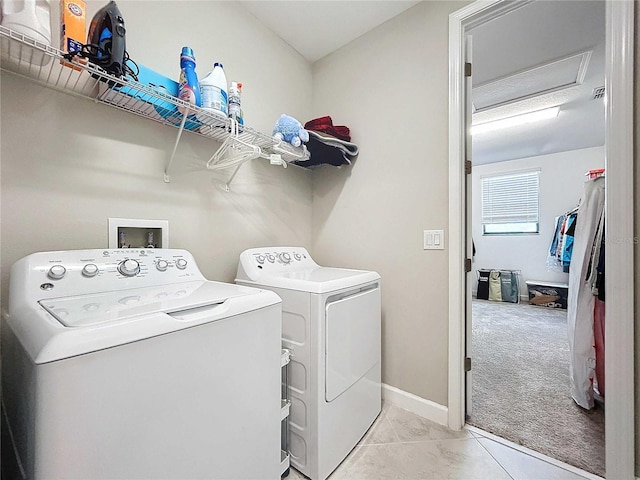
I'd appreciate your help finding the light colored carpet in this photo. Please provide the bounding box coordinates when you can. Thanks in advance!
[468,299,605,477]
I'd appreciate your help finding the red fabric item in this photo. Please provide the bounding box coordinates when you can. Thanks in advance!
[593,298,605,398]
[305,116,351,142]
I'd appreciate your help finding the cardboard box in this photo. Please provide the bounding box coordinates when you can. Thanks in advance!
[526,280,568,309]
[60,0,86,70]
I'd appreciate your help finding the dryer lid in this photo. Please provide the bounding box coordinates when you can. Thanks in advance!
[243,267,380,293]
[39,280,260,327]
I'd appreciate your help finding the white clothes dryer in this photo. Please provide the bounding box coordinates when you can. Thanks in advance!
[2,248,282,480]
[236,247,381,480]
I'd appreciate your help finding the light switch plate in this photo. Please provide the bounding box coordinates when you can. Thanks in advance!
[424,229,445,250]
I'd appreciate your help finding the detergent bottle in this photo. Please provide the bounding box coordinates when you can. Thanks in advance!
[1,0,52,64]
[178,46,201,114]
[199,62,227,121]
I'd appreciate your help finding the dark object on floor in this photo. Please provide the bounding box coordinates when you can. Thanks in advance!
[477,269,490,300]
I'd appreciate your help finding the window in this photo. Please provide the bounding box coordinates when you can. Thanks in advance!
[481,170,540,235]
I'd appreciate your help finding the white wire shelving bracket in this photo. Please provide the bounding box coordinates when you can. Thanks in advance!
[204,119,308,191]
[0,26,310,187]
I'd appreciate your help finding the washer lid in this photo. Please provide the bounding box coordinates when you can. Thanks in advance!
[39,280,259,327]
[243,267,380,293]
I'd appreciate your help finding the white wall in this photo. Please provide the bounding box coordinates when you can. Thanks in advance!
[471,146,605,297]
[310,1,469,406]
[0,1,313,308]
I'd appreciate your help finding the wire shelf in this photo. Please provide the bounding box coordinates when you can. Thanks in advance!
[0,26,310,184]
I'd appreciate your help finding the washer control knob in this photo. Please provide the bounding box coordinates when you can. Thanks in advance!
[82,264,99,277]
[279,252,291,263]
[156,260,169,272]
[293,253,302,261]
[48,265,66,280]
[266,254,276,263]
[256,255,265,265]
[118,259,140,277]
[175,258,188,270]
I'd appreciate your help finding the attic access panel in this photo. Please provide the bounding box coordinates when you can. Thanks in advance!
[472,50,592,112]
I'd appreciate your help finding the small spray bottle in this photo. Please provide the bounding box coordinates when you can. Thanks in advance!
[228,81,243,131]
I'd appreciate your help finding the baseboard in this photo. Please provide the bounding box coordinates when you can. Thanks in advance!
[382,383,448,426]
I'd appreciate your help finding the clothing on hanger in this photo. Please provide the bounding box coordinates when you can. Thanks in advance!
[547,205,578,272]
[567,176,605,410]
[561,212,578,272]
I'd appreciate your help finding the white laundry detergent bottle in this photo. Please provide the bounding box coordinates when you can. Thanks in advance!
[1,0,52,65]
[198,62,227,123]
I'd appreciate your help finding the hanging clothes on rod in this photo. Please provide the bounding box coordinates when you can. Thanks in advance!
[547,205,579,272]
[567,175,605,410]
[561,213,578,272]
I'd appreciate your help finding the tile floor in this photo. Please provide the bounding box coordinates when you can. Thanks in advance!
[287,403,601,480]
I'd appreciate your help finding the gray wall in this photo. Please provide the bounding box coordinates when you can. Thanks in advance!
[0,1,313,308]
[310,1,469,406]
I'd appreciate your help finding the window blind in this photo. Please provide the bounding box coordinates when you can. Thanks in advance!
[481,171,540,225]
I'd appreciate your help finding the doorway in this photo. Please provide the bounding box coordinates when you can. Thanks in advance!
[447,1,635,479]
[464,1,606,475]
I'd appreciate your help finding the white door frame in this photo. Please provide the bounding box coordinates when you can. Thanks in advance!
[447,1,635,478]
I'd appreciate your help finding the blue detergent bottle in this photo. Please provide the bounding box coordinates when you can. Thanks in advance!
[178,46,201,114]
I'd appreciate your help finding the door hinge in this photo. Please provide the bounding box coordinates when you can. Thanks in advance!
[465,62,472,77]
[465,160,472,175]
[465,258,472,272]
[465,357,472,372]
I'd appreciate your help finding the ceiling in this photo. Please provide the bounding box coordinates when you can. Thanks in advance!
[469,0,605,164]
[238,0,605,165]
[238,1,421,63]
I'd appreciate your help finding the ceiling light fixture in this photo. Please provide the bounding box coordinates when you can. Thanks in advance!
[471,106,560,135]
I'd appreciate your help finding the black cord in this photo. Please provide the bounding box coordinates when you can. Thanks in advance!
[63,44,138,82]
[122,50,139,81]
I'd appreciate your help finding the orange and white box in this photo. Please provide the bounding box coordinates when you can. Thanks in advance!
[60,0,86,70]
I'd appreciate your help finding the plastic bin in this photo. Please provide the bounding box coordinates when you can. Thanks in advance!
[526,280,568,309]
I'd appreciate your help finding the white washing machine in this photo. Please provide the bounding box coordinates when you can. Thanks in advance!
[236,247,381,480]
[1,248,283,480]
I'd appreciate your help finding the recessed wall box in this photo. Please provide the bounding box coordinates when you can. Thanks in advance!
[108,218,169,249]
